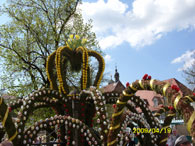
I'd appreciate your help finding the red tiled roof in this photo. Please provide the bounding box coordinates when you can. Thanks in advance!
[136,90,163,111]
[102,78,192,112]
[102,81,125,93]
[163,78,193,96]
[135,78,193,111]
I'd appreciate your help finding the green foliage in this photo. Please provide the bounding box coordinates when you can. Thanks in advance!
[25,107,55,128]
[65,34,88,49]
[0,0,104,96]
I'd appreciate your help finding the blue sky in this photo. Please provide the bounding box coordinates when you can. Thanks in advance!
[80,0,195,88]
[0,0,195,89]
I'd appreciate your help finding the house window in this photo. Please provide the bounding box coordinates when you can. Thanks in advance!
[163,96,168,106]
[153,98,158,107]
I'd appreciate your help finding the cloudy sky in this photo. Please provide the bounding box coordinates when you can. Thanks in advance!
[0,0,195,88]
[80,0,195,88]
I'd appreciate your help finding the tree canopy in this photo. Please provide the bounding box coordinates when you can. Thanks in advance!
[0,0,103,95]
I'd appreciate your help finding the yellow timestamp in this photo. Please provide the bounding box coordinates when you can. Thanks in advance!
[133,127,171,134]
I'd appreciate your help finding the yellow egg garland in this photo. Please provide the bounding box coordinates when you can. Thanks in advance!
[88,50,105,89]
[55,46,73,94]
[46,51,56,89]
[46,34,105,93]
[0,97,18,143]
[76,46,88,90]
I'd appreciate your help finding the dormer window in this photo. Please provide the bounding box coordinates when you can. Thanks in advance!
[153,98,158,107]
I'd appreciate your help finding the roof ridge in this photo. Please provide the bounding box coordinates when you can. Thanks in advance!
[164,78,193,95]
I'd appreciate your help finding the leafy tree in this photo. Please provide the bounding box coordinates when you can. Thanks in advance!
[0,0,103,96]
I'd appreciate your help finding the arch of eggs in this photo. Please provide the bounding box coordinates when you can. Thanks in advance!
[119,111,155,146]
[120,102,174,146]
[23,115,101,146]
[1,77,194,146]
[124,99,175,144]
[107,78,195,146]
[113,99,159,146]
[9,89,62,138]
[2,87,111,145]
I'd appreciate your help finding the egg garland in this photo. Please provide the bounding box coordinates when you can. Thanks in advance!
[153,105,169,117]
[158,109,176,145]
[14,89,64,144]
[77,88,109,143]
[128,95,160,130]
[151,105,176,145]
[107,75,195,146]
[88,50,105,89]
[46,35,105,94]
[107,93,161,146]
[23,115,101,145]
[1,40,195,146]
[9,98,24,110]
[46,51,58,90]
[0,97,18,145]
[2,79,193,146]
[123,102,153,145]
[119,111,155,145]
[90,88,109,143]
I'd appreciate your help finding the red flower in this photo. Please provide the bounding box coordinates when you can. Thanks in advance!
[112,104,117,108]
[68,130,71,134]
[8,107,12,112]
[63,104,66,107]
[148,75,151,80]
[171,85,176,89]
[65,109,69,112]
[126,82,130,87]
[81,103,84,106]
[193,93,195,96]
[175,87,180,92]
[81,113,85,117]
[171,85,180,92]
[168,106,174,111]
[81,108,85,111]
[142,74,148,80]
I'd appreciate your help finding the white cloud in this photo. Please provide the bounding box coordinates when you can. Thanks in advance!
[80,0,195,49]
[171,50,195,71]
[104,54,112,62]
